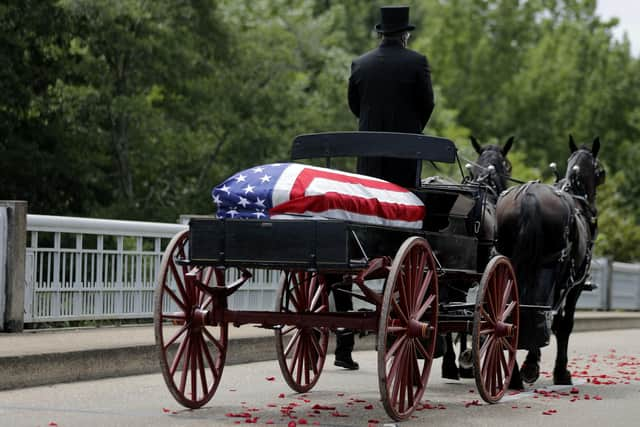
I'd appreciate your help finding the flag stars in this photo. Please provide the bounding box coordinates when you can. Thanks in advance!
[242,184,255,194]
[254,210,266,219]
[251,167,264,173]
[260,174,271,183]
[218,184,231,194]
[212,194,222,205]
[255,197,266,208]
[237,196,250,208]
[235,174,247,183]
[226,208,239,218]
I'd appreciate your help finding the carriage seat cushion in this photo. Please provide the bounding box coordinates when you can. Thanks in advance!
[212,163,425,229]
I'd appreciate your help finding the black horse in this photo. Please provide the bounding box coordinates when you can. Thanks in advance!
[495,136,605,387]
[440,135,514,380]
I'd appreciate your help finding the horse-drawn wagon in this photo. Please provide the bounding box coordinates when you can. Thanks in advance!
[153,132,520,421]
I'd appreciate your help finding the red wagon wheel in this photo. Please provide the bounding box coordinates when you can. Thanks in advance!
[378,236,439,421]
[275,270,330,393]
[154,230,228,408]
[472,255,519,403]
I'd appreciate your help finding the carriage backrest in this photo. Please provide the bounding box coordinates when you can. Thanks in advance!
[291,132,457,163]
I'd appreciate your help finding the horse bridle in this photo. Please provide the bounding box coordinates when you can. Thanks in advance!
[563,149,604,204]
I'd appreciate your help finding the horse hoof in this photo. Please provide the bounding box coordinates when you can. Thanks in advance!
[459,367,474,378]
[508,375,524,390]
[521,362,540,384]
[553,370,573,385]
[442,362,460,380]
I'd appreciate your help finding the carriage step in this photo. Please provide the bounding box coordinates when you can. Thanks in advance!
[583,281,598,291]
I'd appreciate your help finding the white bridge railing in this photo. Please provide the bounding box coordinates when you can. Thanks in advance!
[22,215,640,324]
[25,215,283,324]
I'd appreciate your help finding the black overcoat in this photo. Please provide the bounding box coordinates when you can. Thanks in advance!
[348,39,435,188]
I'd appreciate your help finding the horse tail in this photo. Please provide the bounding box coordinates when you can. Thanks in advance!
[511,190,543,299]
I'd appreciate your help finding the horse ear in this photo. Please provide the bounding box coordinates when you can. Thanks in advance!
[569,134,578,153]
[470,136,482,154]
[592,137,600,157]
[502,136,514,156]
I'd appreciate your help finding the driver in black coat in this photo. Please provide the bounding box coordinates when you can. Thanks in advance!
[348,5,435,188]
[332,5,435,371]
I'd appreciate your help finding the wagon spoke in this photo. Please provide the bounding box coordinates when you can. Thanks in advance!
[163,285,188,313]
[284,329,302,357]
[501,279,513,312]
[309,282,325,311]
[280,325,296,336]
[200,333,219,383]
[293,337,304,385]
[195,334,208,398]
[501,336,515,353]
[414,293,436,321]
[414,269,433,314]
[169,262,190,304]
[415,337,432,362]
[163,323,189,350]
[170,332,190,376]
[390,346,406,410]
[163,312,186,321]
[502,301,516,320]
[178,334,191,393]
[313,303,329,313]
[498,344,509,377]
[391,299,409,325]
[479,335,493,361]
[397,272,411,315]
[202,327,225,354]
[190,335,198,401]
[479,306,496,327]
[388,326,408,334]
[385,334,408,363]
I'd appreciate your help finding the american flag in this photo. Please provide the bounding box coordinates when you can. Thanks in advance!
[212,163,425,229]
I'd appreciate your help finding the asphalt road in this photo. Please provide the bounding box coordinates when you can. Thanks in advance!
[1,329,639,427]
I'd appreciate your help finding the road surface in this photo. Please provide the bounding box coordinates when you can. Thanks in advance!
[1,329,639,427]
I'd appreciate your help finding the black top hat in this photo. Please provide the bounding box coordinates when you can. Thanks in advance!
[375,6,415,34]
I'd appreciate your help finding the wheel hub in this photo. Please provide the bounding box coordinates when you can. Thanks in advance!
[192,308,209,330]
[494,321,514,338]
[407,318,433,339]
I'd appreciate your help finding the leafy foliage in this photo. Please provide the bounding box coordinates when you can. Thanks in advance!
[1,0,640,259]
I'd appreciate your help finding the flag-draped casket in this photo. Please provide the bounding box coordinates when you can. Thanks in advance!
[212,163,425,229]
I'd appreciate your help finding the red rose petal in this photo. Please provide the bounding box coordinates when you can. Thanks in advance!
[464,400,481,408]
[570,387,580,394]
[278,393,286,398]
[266,376,276,381]
[594,395,603,400]
[266,421,274,425]
[162,408,171,413]
[364,404,374,410]
[368,420,380,424]
[48,423,58,427]
[542,410,554,415]
[311,404,335,410]
[288,421,296,427]
[298,419,308,424]
[331,411,349,417]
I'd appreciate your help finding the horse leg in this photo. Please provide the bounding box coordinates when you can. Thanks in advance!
[442,333,460,380]
[553,285,583,385]
[521,348,541,384]
[457,332,474,378]
[509,360,524,390]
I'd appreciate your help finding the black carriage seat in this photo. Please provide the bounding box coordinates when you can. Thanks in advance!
[291,131,457,189]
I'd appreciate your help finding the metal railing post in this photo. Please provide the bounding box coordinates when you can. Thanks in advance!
[0,201,27,332]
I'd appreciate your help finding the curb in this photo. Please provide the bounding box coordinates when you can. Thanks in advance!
[1,315,639,391]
